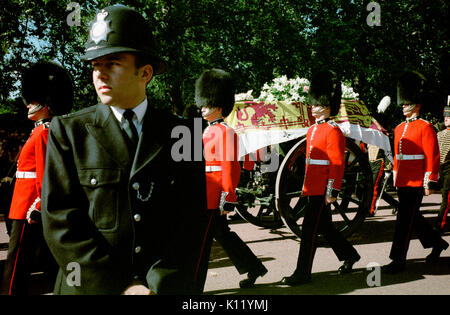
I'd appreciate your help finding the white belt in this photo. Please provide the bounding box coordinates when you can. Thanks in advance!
[205,165,222,172]
[16,171,37,179]
[396,154,425,160]
[306,158,330,166]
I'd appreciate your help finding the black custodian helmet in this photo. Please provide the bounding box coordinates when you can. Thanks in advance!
[21,60,74,116]
[195,69,235,118]
[82,4,167,75]
[397,70,427,106]
[308,70,342,116]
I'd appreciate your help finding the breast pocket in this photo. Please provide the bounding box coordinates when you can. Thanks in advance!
[79,168,121,231]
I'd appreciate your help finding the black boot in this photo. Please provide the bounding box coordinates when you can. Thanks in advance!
[239,265,268,288]
[425,239,449,264]
[338,255,360,275]
[281,273,311,286]
[382,260,406,274]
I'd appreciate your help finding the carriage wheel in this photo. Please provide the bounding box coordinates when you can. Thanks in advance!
[275,137,373,239]
[235,168,284,229]
[235,199,283,229]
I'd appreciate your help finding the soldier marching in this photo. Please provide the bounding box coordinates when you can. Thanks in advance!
[0,4,448,296]
[1,61,74,295]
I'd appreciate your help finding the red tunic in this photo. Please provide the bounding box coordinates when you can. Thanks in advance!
[302,119,345,196]
[9,122,49,220]
[393,118,439,188]
[203,120,241,210]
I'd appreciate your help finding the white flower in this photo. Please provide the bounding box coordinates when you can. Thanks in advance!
[259,91,267,100]
[290,91,300,100]
[235,90,254,101]
[342,83,359,99]
[274,83,284,92]
[256,75,310,103]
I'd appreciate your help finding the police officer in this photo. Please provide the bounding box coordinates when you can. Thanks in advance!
[1,61,73,295]
[195,69,268,289]
[383,71,449,274]
[41,5,209,294]
[436,105,450,232]
[281,70,360,286]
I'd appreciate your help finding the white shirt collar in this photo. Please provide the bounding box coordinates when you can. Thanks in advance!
[110,98,147,124]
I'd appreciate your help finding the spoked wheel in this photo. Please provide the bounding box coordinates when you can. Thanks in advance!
[275,137,373,239]
[235,196,283,229]
[235,167,283,229]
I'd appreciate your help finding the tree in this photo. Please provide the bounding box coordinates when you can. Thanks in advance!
[0,0,448,131]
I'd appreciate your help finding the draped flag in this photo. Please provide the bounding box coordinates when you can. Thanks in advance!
[226,99,392,162]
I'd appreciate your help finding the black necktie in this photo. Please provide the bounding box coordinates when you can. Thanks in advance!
[122,109,139,150]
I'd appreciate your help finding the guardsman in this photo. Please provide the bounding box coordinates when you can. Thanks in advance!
[41,5,209,295]
[1,61,73,295]
[435,104,450,232]
[383,71,448,274]
[195,69,268,289]
[282,70,360,286]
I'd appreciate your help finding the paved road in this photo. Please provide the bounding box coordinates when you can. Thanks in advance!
[203,193,449,295]
[0,193,448,296]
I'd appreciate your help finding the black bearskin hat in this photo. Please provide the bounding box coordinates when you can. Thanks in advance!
[396,70,427,106]
[21,60,74,116]
[195,68,235,118]
[308,70,342,116]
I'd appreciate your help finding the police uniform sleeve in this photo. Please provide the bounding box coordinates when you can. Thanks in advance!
[422,123,440,190]
[41,116,127,294]
[326,125,346,197]
[219,127,241,211]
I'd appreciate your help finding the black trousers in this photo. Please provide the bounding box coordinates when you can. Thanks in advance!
[390,187,443,262]
[1,220,57,295]
[192,210,265,292]
[294,195,360,278]
[213,213,264,275]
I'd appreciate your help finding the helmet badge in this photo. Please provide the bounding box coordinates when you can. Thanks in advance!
[90,10,110,44]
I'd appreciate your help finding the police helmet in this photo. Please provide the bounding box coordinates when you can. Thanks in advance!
[195,69,235,118]
[396,70,427,106]
[82,5,167,75]
[21,60,74,116]
[308,70,342,116]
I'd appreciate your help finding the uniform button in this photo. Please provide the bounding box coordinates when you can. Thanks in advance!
[134,214,141,222]
[90,178,97,185]
[135,246,142,254]
[132,182,140,190]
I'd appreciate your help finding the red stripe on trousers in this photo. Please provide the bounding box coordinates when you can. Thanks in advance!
[9,222,26,295]
[194,211,215,281]
[370,161,384,214]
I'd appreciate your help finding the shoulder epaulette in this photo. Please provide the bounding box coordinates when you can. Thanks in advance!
[419,118,430,124]
[327,120,338,127]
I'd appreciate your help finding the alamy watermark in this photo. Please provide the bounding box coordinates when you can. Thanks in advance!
[66,2,81,27]
[66,262,81,287]
[366,2,381,27]
[366,262,381,287]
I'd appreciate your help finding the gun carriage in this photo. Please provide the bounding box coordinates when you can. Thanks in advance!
[226,99,392,239]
